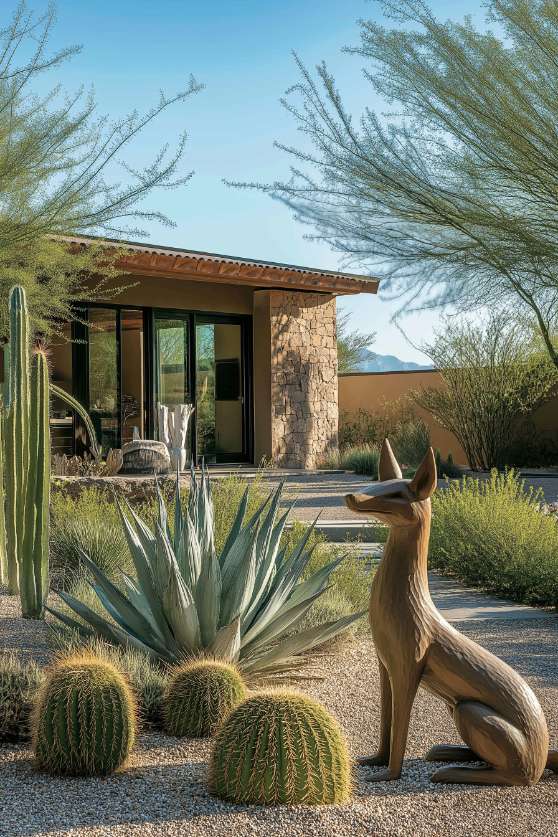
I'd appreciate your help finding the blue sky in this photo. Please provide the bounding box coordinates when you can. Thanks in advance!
[37,0,485,362]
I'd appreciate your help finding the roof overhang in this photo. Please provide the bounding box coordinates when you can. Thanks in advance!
[59,235,379,296]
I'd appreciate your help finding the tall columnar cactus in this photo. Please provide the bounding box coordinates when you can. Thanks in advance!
[164,660,246,738]
[209,690,352,805]
[0,407,7,587]
[4,286,30,595]
[21,348,50,617]
[32,653,136,776]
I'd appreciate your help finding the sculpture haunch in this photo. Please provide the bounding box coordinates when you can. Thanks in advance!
[345,439,558,786]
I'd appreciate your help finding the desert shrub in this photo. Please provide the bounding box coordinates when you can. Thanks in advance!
[414,315,557,470]
[429,470,558,606]
[321,444,379,475]
[210,690,352,805]
[49,474,265,591]
[339,397,430,468]
[435,450,464,479]
[50,488,129,589]
[0,653,44,742]
[284,521,372,617]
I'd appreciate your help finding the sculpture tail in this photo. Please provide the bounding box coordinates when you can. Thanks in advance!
[546,750,558,773]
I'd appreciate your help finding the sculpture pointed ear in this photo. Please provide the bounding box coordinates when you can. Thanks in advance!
[379,438,402,480]
[409,447,437,500]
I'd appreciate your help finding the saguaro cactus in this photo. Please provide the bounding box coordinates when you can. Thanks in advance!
[3,286,50,618]
[4,286,30,595]
[21,348,50,617]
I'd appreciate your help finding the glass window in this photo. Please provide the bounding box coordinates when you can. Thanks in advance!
[88,308,118,453]
[121,309,145,443]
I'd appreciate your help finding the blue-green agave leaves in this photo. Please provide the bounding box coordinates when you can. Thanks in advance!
[49,469,364,676]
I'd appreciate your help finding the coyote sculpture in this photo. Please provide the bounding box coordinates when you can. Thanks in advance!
[346,440,558,785]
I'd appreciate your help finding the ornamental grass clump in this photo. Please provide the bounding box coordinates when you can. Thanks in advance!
[49,466,363,677]
[210,690,352,805]
[32,653,136,776]
[0,653,43,742]
[430,470,558,606]
[164,659,246,738]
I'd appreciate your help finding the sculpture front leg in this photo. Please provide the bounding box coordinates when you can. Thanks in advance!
[365,667,421,782]
[359,660,391,767]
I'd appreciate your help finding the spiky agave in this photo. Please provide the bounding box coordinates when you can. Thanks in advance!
[48,466,364,678]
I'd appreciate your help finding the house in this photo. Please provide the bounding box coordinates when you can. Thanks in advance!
[49,237,378,469]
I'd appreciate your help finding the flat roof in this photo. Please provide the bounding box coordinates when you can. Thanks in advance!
[60,235,379,296]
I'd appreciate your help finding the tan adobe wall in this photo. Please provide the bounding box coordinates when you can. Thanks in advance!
[339,369,558,467]
[266,290,338,469]
[338,370,468,464]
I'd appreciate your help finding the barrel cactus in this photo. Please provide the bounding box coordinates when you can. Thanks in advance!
[209,690,352,805]
[32,653,136,776]
[164,659,246,738]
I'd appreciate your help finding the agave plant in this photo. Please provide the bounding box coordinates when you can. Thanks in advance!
[48,466,363,677]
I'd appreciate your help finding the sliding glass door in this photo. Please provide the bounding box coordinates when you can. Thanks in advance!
[195,320,244,463]
[63,305,252,464]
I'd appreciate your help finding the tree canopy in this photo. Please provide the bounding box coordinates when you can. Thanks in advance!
[264,0,558,368]
[0,2,202,336]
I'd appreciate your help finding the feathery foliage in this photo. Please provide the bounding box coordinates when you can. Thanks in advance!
[430,470,558,607]
[0,652,43,742]
[209,690,352,805]
[259,0,558,368]
[164,659,246,738]
[413,314,557,469]
[0,2,202,336]
[48,467,364,677]
[32,652,136,776]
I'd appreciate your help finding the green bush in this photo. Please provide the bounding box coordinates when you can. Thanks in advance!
[429,470,558,606]
[338,397,430,467]
[210,690,352,805]
[0,653,44,742]
[32,652,136,776]
[50,488,130,589]
[164,660,246,738]
[322,444,379,476]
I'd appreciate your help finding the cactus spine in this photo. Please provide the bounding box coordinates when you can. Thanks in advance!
[32,653,137,776]
[210,690,352,805]
[164,660,246,738]
[4,286,30,595]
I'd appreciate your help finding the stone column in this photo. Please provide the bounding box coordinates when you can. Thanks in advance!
[253,289,338,469]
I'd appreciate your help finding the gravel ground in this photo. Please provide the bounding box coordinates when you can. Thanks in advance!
[2,598,558,837]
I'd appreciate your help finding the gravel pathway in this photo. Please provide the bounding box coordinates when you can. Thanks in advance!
[2,611,558,836]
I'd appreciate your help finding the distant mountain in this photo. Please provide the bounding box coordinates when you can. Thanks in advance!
[353,349,432,373]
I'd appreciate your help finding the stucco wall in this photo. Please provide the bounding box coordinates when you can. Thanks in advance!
[87,272,254,315]
[339,369,558,467]
[338,370,468,464]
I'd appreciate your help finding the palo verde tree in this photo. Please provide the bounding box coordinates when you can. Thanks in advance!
[412,313,557,470]
[0,2,202,338]
[262,0,558,369]
[336,310,376,373]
